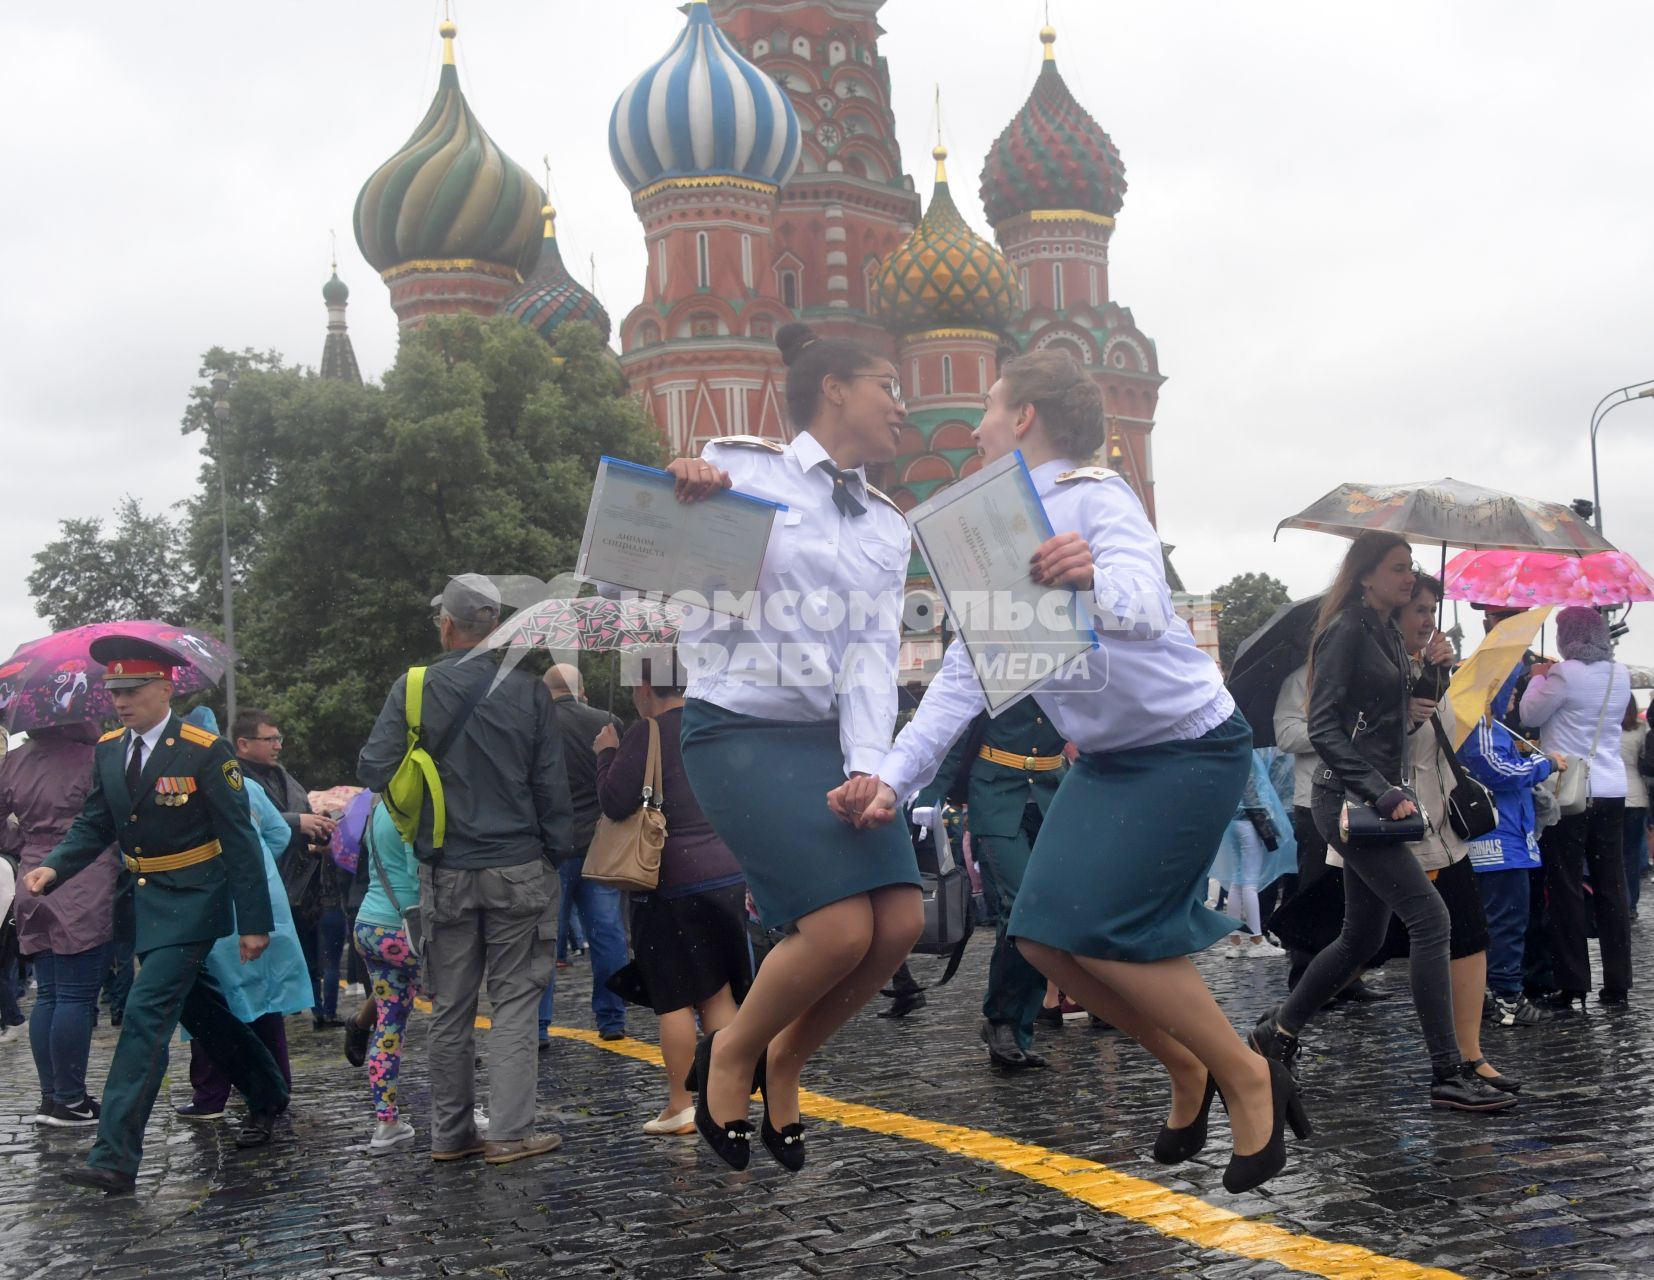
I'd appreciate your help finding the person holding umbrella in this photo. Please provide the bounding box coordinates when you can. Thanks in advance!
[1248,533,1516,1112]
[19,635,288,1194]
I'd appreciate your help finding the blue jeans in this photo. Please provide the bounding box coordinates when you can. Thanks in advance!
[556,860,588,959]
[539,857,627,1036]
[1476,868,1529,999]
[1623,807,1647,914]
[317,907,347,1017]
[30,943,114,1105]
[0,956,24,1027]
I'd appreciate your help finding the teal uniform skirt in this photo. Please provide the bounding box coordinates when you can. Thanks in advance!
[681,699,921,931]
[1008,710,1252,961]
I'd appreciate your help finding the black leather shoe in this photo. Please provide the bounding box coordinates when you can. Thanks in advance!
[1535,989,1587,1013]
[1598,988,1630,1007]
[1246,1010,1303,1081]
[1335,980,1391,1003]
[689,1034,751,1171]
[1035,1004,1063,1028]
[1431,1063,1519,1112]
[981,1021,1031,1070]
[878,990,927,1018]
[1466,1057,1520,1094]
[1222,1059,1311,1194]
[1018,1047,1049,1069]
[61,1165,135,1195]
[1153,1073,1222,1165]
[235,1109,280,1148]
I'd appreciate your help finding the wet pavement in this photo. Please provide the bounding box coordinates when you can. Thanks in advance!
[2,924,1652,1280]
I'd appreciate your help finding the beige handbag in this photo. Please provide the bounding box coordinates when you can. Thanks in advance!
[583,718,666,891]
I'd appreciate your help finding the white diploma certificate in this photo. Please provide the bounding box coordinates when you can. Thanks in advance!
[907,451,1097,715]
[577,457,783,621]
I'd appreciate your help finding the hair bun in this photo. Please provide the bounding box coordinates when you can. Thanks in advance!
[775,321,821,367]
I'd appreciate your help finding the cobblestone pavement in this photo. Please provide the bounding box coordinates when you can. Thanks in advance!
[2,924,1652,1280]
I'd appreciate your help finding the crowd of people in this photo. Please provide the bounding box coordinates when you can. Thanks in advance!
[0,324,1645,1199]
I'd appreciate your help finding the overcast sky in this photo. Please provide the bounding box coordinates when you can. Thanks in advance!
[7,1,1654,668]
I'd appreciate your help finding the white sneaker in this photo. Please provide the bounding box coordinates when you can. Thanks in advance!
[368,1118,415,1155]
[1218,936,1245,959]
[1245,938,1286,958]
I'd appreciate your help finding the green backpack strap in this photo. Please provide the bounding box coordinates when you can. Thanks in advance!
[385,666,447,849]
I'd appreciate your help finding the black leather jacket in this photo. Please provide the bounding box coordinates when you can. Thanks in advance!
[1308,604,1411,804]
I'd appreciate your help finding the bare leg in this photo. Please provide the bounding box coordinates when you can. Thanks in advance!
[1038,944,1275,1156]
[1450,952,1499,1078]
[761,886,924,1126]
[1023,942,1209,1127]
[703,896,876,1130]
[658,1008,699,1116]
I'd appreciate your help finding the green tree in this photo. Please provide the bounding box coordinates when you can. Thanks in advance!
[27,496,195,632]
[1213,571,1293,669]
[184,316,661,782]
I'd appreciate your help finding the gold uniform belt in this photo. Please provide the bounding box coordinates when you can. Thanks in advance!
[978,745,1065,772]
[123,839,221,874]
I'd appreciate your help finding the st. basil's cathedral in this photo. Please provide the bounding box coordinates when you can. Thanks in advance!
[325,0,1217,657]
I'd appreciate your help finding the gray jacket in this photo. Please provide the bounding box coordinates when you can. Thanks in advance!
[358,648,574,869]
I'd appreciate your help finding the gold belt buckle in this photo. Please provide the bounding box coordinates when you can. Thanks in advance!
[1024,755,1038,771]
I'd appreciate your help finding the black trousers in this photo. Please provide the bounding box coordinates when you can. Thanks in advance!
[1287,805,1334,990]
[1540,799,1633,996]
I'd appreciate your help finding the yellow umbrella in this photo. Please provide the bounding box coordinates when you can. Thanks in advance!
[1446,607,1552,749]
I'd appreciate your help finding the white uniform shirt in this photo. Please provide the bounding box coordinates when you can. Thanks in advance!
[1521,659,1630,800]
[879,459,1232,801]
[681,432,911,776]
[125,716,171,774]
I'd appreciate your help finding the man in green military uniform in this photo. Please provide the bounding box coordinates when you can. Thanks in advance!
[21,636,288,1194]
[916,697,1068,1070]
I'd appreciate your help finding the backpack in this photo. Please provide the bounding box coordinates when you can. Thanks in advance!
[382,665,490,851]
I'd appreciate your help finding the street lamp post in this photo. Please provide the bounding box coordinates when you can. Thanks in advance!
[1588,379,1654,532]
[210,372,237,727]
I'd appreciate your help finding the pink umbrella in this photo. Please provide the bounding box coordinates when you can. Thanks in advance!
[1443,549,1654,608]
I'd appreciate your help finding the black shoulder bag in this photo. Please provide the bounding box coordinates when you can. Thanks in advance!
[1430,713,1498,841]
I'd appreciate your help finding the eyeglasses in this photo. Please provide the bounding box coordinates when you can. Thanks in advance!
[850,374,905,408]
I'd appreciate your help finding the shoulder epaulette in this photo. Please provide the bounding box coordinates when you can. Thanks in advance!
[99,728,124,743]
[707,435,784,453]
[865,484,904,514]
[1055,467,1120,484]
[178,723,219,748]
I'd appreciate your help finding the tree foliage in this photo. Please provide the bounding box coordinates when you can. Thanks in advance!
[177,316,661,782]
[1213,571,1293,670]
[27,497,195,632]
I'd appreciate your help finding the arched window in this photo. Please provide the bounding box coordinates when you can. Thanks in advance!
[1019,268,1030,310]
[941,355,953,395]
[741,234,753,290]
[696,233,711,289]
[780,270,799,311]
[792,36,811,58]
[910,358,920,399]
[977,356,988,391]
[656,240,667,292]
[828,41,846,65]
[1089,265,1100,308]
[1051,263,1065,311]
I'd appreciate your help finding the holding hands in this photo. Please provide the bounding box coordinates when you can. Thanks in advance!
[827,774,899,829]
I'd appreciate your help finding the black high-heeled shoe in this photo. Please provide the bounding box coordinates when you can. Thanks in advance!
[689,1033,752,1171]
[1152,1073,1221,1165]
[753,1050,806,1172]
[1222,1059,1312,1195]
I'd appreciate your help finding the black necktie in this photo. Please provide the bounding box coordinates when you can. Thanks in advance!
[819,462,867,519]
[126,736,144,798]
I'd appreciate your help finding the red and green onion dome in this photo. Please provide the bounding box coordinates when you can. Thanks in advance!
[503,205,612,344]
[875,147,1017,337]
[979,26,1126,227]
[353,20,544,282]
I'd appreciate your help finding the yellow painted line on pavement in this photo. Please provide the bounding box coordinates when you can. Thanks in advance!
[543,1025,1466,1280]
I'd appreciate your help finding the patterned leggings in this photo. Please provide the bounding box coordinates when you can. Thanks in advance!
[352,921,421,1123]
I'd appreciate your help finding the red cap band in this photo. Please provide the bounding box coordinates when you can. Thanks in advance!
[105,659,172,681]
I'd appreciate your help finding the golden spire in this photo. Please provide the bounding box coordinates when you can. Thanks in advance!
[440,14,457,66]
[933,85,948,184]
[329,229,338,274]
[541,156,557,238]
[1041,24,1057,60]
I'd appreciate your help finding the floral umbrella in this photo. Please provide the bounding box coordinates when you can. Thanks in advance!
[1,621,233,733]
[482,595,681,654]
[1444,549,1654,609]
[1276,478,1616,555]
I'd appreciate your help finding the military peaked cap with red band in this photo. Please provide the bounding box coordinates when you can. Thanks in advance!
[88,635,180,689]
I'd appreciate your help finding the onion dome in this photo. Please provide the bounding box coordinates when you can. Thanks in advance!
[608,0,801,196]
[354,20,543,280]
[979,25,1127,227]
[322,271,349,305]
[875,147,1018,336]
[503,205,612,344]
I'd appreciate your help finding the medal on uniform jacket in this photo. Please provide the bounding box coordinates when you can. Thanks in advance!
[155,776,198,807]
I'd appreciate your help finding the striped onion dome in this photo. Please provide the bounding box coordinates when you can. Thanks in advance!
[354,20,544,279]
[875,148,1017,337]
[980,26,1126,227]
[608,0,801,196]
[503,206,612,344]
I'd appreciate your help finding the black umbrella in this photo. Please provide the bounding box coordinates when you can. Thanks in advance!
[1225,595,1323,749]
